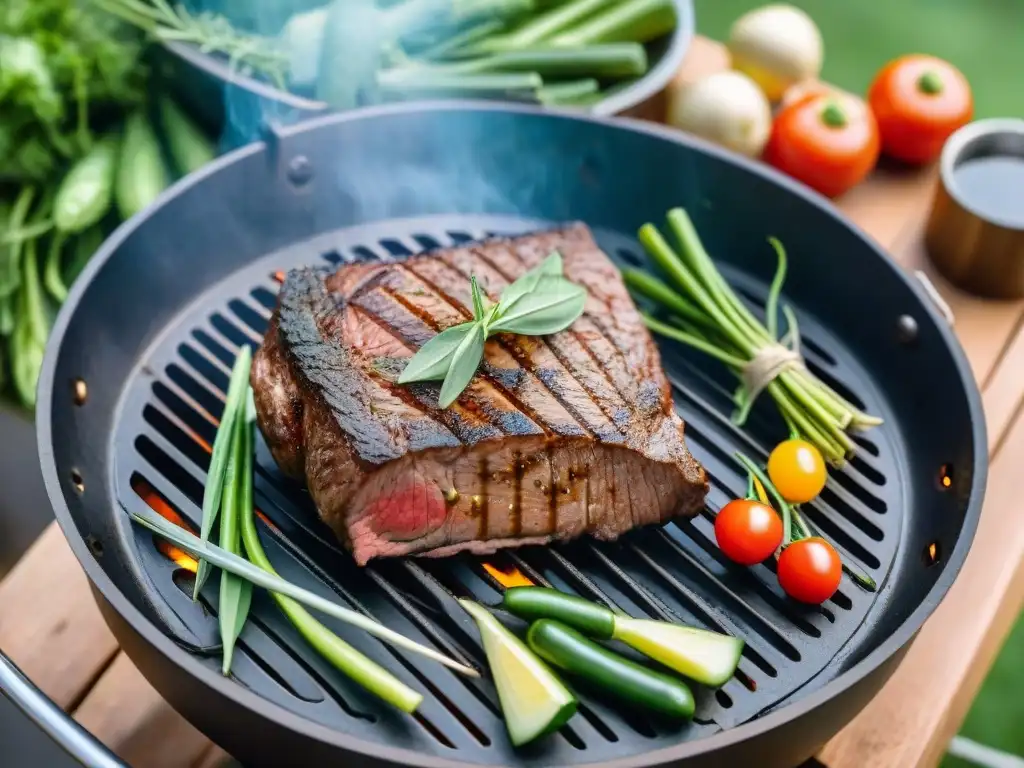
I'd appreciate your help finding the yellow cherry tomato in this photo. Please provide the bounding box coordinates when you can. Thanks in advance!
[767,439,826,504]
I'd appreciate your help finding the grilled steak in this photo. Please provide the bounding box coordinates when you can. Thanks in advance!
[251,224,708,565]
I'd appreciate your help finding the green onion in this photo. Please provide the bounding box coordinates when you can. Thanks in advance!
[128,505,481,679]
[535,78,600,105]
[376,70,543,100]
[193,346,252,600]
[405,43,648,79]
[548,0,676,46]
[235,398,424,711]
[477,0,616,51]
[217,411,253,675]
[631,208,882,465]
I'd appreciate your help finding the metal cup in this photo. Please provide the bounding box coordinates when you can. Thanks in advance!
[925,118,1024,299]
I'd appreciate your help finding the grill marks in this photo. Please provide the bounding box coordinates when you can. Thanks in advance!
[257,226,708,566]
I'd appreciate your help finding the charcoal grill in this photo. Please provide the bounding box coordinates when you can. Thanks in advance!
[32,103,984,767]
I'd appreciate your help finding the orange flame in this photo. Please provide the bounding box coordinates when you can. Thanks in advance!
[133,478,199,573]
[482,562,533,588]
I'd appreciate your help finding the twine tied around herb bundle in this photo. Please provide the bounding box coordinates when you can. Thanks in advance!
[732,304,806,427]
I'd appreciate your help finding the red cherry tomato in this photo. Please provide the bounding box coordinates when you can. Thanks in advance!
[777,537,842,604]
[714,499,784,566]
[868,54,973,165]
[764,92,880,198]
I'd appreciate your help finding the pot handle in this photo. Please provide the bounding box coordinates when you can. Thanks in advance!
[0,647,128,768]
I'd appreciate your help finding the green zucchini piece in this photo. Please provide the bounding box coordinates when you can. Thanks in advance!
[503,587,615,639]
[460,600,577,746]
[528,619,695,720]
[611,617,744,688]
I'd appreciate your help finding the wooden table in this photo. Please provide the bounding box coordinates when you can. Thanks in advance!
[3,37,1024,768]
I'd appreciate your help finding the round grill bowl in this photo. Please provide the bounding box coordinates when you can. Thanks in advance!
[38,103,985,768]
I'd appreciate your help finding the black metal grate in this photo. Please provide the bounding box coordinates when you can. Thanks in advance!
[113,215,901,765]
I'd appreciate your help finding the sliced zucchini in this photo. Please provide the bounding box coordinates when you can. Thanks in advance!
[460,600,577,746]
[611,617,744,688]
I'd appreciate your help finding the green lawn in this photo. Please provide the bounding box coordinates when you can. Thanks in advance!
[694,0,1024,119]
[694,2,1024,763]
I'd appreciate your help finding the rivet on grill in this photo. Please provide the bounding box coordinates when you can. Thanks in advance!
[71,469,85,493]
[287,155,313,187]
[896,314,919,344]
[938,463,954,491]
[923,541,941,567]
[72,378,88,405]
[86,535,103,558]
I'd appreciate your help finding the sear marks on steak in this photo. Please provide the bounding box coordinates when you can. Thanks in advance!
[251,224,708,565]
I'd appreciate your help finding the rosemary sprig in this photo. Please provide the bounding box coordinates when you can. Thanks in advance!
[399,251,585,407]
[89,0,289,88]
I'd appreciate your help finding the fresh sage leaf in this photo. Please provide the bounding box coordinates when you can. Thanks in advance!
[497,251,563,311]
[489,281,586,336]
[438,322,486,408]
[397,321,478,384]
[194,345,252,600]
[399,249,585,407]
[470,275,487,321]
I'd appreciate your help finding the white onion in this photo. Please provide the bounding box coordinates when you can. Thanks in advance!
[666,71,773,158]
[727,4,824,102]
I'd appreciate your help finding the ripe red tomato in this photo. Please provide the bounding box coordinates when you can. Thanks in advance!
[868,54,973,165]
[777,537,842,604]
[714,499,784,566]
[764,92,880,198]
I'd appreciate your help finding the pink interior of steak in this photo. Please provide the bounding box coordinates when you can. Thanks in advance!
[251,224,709,564]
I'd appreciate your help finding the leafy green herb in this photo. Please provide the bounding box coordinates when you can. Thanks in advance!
[91,0,289,88]
[398,251,585,408]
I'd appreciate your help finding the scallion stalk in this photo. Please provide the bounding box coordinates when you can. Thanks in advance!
[548,0,676,46]
[405,43,648,78]
[631,208,882,465]
[475,0,616,51]
[236,399,423,712]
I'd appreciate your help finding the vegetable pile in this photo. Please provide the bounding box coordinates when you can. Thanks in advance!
[667,3,974,197]
[1,0,217,408]
[465,587,743,745]
[134,352,745,741]
[625,206,882,466]
[100,0,680,111]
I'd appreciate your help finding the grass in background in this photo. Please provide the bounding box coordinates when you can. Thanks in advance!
[696,2,1023,763]
[695,0,1024,118]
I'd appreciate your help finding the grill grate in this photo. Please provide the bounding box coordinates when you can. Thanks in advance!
[112,215,901,764]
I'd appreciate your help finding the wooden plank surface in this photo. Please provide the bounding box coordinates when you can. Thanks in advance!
[1,35,1023,768]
